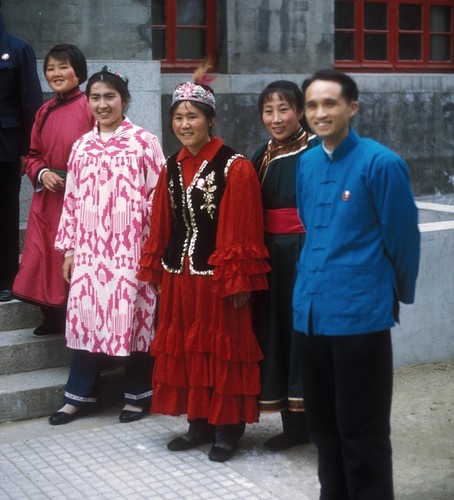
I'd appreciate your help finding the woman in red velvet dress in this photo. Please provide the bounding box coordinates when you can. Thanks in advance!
[13,45,94,336]
[137,64,270,462]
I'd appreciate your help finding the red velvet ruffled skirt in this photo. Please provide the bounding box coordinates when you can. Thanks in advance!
[151,268,263,425]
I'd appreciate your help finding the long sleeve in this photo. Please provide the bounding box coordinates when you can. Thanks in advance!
[137,167,174,284]
[25,91,94,186]
[208,157,270,296]
[54,141,80,252]
[142,131,166,219]
[370,152,420,304]
[25,106,46,187]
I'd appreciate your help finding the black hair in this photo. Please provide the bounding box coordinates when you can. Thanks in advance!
[258,80,310,131]
[301,69,359,104]
[85,70,131,108]
[43,44,88,84]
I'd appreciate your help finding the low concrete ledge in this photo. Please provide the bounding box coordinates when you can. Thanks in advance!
[393,204,454,367]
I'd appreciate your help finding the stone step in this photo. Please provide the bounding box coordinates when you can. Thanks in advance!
[0,329,70,375]
[0,299,42,332]
[0,366,124,423]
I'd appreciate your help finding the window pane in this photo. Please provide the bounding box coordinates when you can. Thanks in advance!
[431,6,451,32]
[152,0,166,25]
[399,5,421,31]
[152,29,166,60]
[177,0,205,25]
[399,34,421,59]
[431,35,451,61]
[335,1,354,29]
[364,34,387,59]
[335,32,355,60]
[176,28,206,59]
[364,3,387,30]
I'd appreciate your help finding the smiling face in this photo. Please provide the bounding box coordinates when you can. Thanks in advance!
[172,101,212,155]
[304,79,358,151]
[88,81,125,133]
[262,92,302,143]
[45,56,80,95]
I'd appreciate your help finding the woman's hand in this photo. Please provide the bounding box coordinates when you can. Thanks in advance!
[62,255,74,284]
[42,170,65,192]
[149,283,161,295]
[229,291,250,309]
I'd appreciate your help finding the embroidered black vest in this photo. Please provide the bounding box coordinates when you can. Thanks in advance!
[162,145,243,275]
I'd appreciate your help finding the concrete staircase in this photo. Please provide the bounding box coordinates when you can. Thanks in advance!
[0,299,70,422]
[0,296,123,423]
[1,198,126,423]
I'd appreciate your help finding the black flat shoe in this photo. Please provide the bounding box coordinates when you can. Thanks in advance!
[49,409,83,426]
[208,442,238,463]
[264,432,310,452]
[167,432,215,452]
[33,324,65,337]
[0,289,13,302]
[119,409,147,423]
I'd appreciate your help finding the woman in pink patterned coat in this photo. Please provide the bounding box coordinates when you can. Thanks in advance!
[48,67,165,426]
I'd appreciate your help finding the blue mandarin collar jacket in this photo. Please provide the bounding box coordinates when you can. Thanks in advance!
[293,127,420,336]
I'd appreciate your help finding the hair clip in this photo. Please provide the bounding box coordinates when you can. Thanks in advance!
[100,65,129,85]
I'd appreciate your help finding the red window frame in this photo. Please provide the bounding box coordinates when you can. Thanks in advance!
[152,0,216,72]
[335,0,454,72]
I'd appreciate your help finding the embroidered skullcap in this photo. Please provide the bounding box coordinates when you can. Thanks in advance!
[171,60,216,110]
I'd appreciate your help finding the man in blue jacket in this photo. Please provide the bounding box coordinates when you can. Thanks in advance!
[293,69,420,499]
[0,11,42,301]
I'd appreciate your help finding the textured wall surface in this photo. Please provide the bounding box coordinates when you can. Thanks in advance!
[222,0,332,73]
[1,0,152,60]
[3,0,453,195]
[162,73,454,196]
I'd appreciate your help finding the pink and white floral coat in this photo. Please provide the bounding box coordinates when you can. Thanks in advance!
[55,118,165,356]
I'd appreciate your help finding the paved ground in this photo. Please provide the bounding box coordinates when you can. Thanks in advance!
[0,360,453,499]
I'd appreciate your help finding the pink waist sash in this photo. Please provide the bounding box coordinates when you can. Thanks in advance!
[264,208,306,234]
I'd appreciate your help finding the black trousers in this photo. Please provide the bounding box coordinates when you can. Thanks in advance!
[41,305,66,330]
[297,330,394,500]
[64,349,153,409]
[281,408,307,436]
[0,160,21,289]
[188,418,246,446]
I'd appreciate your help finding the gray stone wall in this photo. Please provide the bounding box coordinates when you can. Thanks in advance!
[3,0,453,195]
[1,0,152,60]
[353,75,454,195]
[221,0,332,73]
[162,73,454,196]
